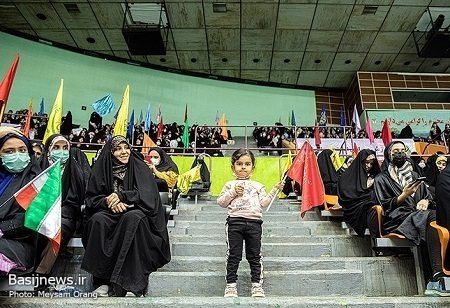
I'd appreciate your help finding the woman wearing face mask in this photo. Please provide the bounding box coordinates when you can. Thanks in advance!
[35,134,91,275]
[373,141,447,295]
[337,149,380,237]
[0,127,41,275]
[146,147,179,191]
[409,152,426,177]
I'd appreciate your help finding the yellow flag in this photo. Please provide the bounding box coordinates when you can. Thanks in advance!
[177,165,201,194]
[330,147,344,170]
[114,85,130,137]
[43,79,63,143]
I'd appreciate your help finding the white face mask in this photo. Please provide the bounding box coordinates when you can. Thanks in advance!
[418,162,426,169]
[150,158,160,166]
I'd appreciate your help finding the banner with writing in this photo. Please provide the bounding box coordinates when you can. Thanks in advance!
[295,138,416,158]
[366,109,450,136]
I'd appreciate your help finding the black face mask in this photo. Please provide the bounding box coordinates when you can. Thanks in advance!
[391,152,407,167]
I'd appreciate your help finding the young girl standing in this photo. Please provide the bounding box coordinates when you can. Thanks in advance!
[217,149,284,298]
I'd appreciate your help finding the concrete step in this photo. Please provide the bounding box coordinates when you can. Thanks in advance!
[147,269,364,297]
[176,208,322,221]
[171,242,332,258]
[4,297,450,307]
[161,255,411,272]
[160,256,417,296]
[168,225,314,236]
[171,220,347,236]
[175,212,312,222]
[169,234,373,257]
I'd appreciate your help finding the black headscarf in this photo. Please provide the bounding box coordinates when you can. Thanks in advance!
[190,154,211,187]
[338,149,381,236]
[0,132,40,219]
[425,153,440,187]
[399,125,413,138]
[86,136,165,219]
[148,147,179,173]
[60,111,73,136]
[380,141,404,171]
[317,149,339,195]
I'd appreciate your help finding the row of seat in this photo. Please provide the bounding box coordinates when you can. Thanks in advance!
[317,193,450,294]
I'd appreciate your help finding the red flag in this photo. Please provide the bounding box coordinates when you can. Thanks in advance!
[23,100,33,138]
[352,142,359,157]
[381,119,392,146]
[365,116,374,144]
[286,142,325,218]
[0,54,20,121]
[157,116,164,139]
[314,120,321,147]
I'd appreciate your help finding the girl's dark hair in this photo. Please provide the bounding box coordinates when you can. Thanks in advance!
[231,149,255,166]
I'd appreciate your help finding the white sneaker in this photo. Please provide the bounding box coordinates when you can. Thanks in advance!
[224,285,238,298]
[92,285,109,297]
[251,284,265,298]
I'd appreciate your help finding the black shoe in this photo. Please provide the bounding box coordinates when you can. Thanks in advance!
[113,284,127,297]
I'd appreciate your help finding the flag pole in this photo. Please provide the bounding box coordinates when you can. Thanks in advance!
[266,174,287,212]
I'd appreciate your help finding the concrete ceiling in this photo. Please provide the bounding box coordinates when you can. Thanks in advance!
[1,0,450,90]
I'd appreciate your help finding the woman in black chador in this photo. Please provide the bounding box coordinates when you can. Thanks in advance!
[436,164,450,272]
[338,149,380,237]
[0,128,41,275]
[373,141,447,295]
[35,134,91,274]
[82,136,171,297]
[317,149,339,195]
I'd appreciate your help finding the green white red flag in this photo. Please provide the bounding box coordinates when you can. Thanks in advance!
[13,161,62,254]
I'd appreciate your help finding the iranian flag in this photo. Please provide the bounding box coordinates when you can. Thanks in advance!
[13,161,62,254]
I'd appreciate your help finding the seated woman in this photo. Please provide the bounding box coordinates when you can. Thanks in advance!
[147,147,179,192]
[374,141,446,294]
[35,134,91,275]
[425,154,447,198]
[338,149,380,237]
[317,149,339,195]
[82,136,171,297]
[0,127,41,275]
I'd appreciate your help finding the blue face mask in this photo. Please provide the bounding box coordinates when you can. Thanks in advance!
[2,152,31,173]
[50,150,70,164]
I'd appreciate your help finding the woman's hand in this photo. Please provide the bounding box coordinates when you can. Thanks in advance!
[106,193,120,207]
[402,181,420,197]
[145,160,157,173]
[110,202,128,213]
[417,199,429,211]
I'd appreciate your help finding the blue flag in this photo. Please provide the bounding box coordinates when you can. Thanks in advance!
[127,110,135,141]
[340,107,346,131]
[139,109,143,124]
[291,110,296,126]
[91,94,116,117]
[319,105,327,126]
[144,104,152,132]
[215,111,220,125]
[39,98,44,116]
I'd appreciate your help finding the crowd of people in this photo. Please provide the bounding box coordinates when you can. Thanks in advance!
[3,108,450,297]
[2,110,233,157]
